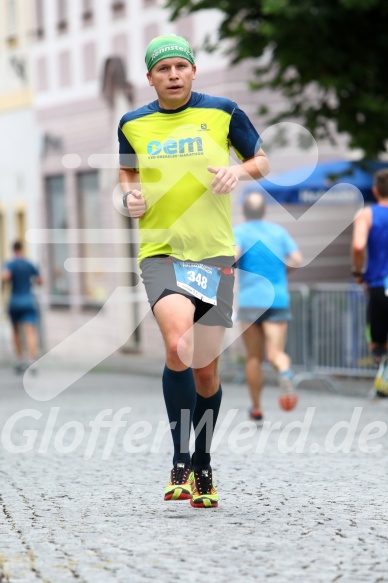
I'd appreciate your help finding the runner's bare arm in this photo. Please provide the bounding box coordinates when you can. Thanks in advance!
[351,207,372,275]
[1,269,11,283]
[286,249,303,270]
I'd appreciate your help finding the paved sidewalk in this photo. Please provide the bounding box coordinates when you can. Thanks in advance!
[0,366,387,582]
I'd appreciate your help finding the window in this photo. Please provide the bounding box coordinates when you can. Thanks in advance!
[34,0,44,38]
[15,208,26,246]
[58,51,71,87]
[57,0,68,32]
[82,0,93,22]
[144,23,159,46]
[77,171,108,305]
[112,33,127,66]
[83,42,97,82]
[111,0,125,17]
[7,0,17,41]
[176,16,193,46]
[36,57,48,92]
[46,176,70,299]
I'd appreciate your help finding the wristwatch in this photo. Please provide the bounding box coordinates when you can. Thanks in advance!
[351,269,364,280]
[122,191,132,208]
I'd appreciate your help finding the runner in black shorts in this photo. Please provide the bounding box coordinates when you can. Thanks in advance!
[352,169,388,397]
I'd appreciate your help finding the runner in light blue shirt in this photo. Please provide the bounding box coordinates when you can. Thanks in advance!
[233,192,303,422]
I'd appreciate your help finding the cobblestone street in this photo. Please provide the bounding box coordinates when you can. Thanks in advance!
[0,366,387,582]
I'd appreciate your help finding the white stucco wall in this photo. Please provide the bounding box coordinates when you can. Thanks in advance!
[0,108,40,263]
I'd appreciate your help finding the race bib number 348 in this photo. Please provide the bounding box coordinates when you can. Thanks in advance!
[173,261,221,305]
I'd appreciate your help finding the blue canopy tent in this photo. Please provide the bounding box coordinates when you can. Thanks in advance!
[245,160,388,204]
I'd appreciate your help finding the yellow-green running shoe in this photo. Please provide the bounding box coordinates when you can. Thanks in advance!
[190,467,218,508]
[164,462,192,501]
[374,355,388,397]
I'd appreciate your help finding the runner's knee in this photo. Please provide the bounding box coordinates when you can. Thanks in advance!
[165,332,193,366]
[193,367,219,395]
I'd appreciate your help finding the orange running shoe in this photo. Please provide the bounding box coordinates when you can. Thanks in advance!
[278,371,298,411]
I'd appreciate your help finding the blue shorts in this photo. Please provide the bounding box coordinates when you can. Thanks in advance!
[9,306,38,325]
[237,307,292,325]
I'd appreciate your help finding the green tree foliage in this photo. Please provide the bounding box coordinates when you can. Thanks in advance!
[166,0,388,157]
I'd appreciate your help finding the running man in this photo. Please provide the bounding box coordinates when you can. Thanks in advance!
[352,168,388,397]
[118,35,269,507]
[2,241,42,373]
[234,192,303,421]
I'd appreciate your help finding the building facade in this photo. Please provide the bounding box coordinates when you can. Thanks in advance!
[19,0,355,364]
[0,0,41,359]
[28,0,269,362]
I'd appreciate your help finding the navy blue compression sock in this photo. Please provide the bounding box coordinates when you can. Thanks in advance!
[162,366,197,466]
[192,385,222,470]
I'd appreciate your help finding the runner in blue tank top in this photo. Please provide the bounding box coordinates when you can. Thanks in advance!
[352,169,388,397]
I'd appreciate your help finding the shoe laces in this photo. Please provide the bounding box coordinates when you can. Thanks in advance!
[171,463,190,485]
[194,468,212,495]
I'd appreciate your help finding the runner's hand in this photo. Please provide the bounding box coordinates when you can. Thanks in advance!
[208,166,239,194]
[127,190,146,218]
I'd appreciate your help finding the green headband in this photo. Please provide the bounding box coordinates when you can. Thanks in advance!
[145,34,195,72]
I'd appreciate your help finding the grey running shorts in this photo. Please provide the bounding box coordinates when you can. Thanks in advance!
[140,256,235,328]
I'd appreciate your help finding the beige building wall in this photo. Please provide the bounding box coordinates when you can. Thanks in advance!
[0,0,34,108]
[0,0,42,257]
[26,0,355,365]
[0,0,41,360]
